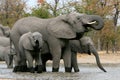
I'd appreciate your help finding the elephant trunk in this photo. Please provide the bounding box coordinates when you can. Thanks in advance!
[90,46,107,72]
[87,15,104,30]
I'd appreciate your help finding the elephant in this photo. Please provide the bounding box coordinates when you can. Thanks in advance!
[18,32,43,73]
[0,46,15,68]
[38,36,106,72]
[10,12,104,72]
[70,36,107,72]
[0,37,10,47]
[0,24,10,37]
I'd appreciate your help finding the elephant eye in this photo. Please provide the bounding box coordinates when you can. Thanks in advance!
[77,16,81,20]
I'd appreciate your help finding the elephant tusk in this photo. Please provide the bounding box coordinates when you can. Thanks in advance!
[87,21,96,24]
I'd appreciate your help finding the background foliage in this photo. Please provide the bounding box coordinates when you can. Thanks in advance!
[0,0,120,53]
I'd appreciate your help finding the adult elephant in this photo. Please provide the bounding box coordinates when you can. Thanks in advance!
[10,12,104,72]
[70,36,106,72]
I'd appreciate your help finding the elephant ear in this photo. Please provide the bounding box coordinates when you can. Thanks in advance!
[22,32,34,50]
[47,19,76,39]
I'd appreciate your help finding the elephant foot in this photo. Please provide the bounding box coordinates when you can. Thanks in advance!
[42,65,47,72]
[74,69,80,72]
[29,67,35,73]
[65,67,72,72]
[34,65,38,71]
[52,68,59,72]
[13,66,21,72]
[37,65,43,73]
[42,67,47,72]
[21,65,29,72]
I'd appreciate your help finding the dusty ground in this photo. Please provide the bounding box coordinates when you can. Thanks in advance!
[0,51,120,80]
[77,51,120,64]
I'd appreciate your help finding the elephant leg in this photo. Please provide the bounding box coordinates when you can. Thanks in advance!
[90,45,107,72]
[10,34,26,72]
[51,48,61,72]
[47,37,62,72]
[49,44,61,72]
[19,49,28,72]
[13,55,21,72]
[41,59,47,72]
[42,61,47,72]
[25,51,34,73]
[35,54,43,73]
[37,58,47,72]
[71,52,79,72]
[62,43,72,72]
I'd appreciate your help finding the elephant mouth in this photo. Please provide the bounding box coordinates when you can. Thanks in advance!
[83,21,97,31]
[83,24,92,32]
[70,32,84,40]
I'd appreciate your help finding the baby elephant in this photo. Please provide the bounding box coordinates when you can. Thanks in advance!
[0,46,15,68]
[19,32,43,73]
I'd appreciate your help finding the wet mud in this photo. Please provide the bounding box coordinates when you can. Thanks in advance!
[0,62,120,80]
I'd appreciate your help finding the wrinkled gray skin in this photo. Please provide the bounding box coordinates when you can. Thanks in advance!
[70,36,106,72]
[0,46,15,68]
[0,37,10,47]
[10,12,104,72]
[18,32,43,73]
[0,24,10,37]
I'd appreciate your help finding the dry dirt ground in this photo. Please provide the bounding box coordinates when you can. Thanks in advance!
[77,51,120,64]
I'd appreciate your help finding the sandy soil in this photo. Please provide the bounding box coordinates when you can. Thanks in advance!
[77,51,120,64]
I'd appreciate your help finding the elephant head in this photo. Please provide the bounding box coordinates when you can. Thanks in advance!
[65,12,104,31]
[0,24,10,37]
[47,12,104,39]
[23,32,43,50]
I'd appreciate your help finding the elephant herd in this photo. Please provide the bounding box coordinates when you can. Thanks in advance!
[0,12,107,73]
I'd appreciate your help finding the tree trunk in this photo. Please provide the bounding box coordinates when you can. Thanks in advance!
[112,1,119,53]
[106,42,109,54]
[97,38,101,51]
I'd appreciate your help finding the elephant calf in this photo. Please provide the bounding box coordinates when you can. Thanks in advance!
[70,36,106,72]
[0,46,15,68]
[18,32,43,73]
